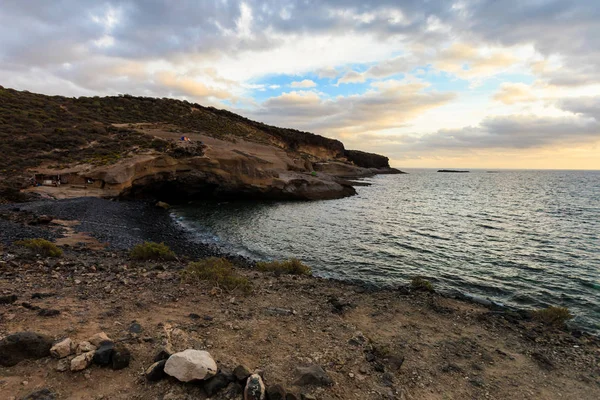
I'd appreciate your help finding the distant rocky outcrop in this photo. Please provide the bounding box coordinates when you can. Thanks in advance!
[344,150,391,169]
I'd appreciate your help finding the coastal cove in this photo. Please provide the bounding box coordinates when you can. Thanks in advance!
[173,169,600,334]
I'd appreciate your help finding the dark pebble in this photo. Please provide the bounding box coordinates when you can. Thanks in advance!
[0,294,17,304]
[21,388,56,400]
[93,341,115,366]
[38,309,60,317]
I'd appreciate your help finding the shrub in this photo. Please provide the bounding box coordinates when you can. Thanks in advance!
[181,257,252,294]
[532,306,573,327]
[15,238,63,257]
[256,258,312,276]
[411,276,434,292]
[129,241,176,261]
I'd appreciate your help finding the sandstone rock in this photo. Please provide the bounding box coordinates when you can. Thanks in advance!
[146,360,167,382]
[56,358,70,372]
[266,384,286,400]
[71,351,94,371]
[21,388,56,400]
[204,371,234,396]
[76,341,97,354]
[244,374,266,400]
[294,365,333,387]
[234,364,252,381]
[88,332,111,346]
[111,344,131,370]
[0,332,53,367]
[93,341,114,365]
[50,338,73,358]
[164,349,217,382]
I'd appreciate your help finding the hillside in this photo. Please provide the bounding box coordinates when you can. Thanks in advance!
[0,86,398,203]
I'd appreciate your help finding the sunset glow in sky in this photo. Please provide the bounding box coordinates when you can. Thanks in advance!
[2,1,599,169]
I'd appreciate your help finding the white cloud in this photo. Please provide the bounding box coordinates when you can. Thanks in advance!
[290,79,317,88]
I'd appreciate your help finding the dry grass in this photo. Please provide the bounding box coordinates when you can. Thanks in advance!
[532,306,573,327]
[15,238,63,257]
[256,258,312,276]
[411,276,434,292]
[129,242,176,261]
[181,257,252,294]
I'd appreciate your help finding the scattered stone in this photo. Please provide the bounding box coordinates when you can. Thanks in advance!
[294,365,333,387]
[188,313,201,320]
[386,355,405,371]
[146,360,167,382]
[128,321,142,334]
[234,364,252,381]
[71,351,94,371]
[266,384,286,400]
[35,215,53,224]
[111,344,131,370]
[441,363,463,373]
[31,293,54,299]
[50,338,74,359]
[204,371,234,396]
[382,372,394,387]
[164,349,217,382]
[244,373,266,400]
[0,332,53,367]
[21,388,56,400]
[224,382,244,398]
[93,341,115,366]
[76,341,96,354]
[38,309,60,317]
[153,347,173,362]
[89,332,111,346]
[21,302,40,311]
[265,307,294,316]
[531,352,554,370]
[56,358,70,372]
[0,294,17,304]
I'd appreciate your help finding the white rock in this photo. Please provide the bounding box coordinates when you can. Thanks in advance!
[50,338,74,359]
[88,332,111,346]
[164,349,217,382]
[70,351,94,371]
[76,341,97,354]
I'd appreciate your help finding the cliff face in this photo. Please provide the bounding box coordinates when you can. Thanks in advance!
[0,87,403,202]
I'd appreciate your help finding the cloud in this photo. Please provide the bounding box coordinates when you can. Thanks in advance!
[433,43,518,79]
[290,79,317,88]
[493,83,536,105]
[250,80,455,135]
[337,71,366,84]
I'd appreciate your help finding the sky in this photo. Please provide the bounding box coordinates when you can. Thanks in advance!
[1,1,599,169]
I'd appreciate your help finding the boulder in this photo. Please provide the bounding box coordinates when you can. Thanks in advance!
[21,388,56,400]
[164,349,217,382]
[244,373,266,400]
[89,332,111,346]
[0,332,53,367]
[50,338,73,359]
[266,384,286,400]
[93,341,114,366]
[146,360,167,382]
[71,351,94,371]
[294,365,333,387]
[111,344,131,370]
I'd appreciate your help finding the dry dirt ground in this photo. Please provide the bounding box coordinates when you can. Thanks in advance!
[1,242,599,400]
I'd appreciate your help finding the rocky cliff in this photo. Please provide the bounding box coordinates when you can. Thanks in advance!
[0,87,404,202]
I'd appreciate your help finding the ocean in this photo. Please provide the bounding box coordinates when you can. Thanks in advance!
[173,169,600,333]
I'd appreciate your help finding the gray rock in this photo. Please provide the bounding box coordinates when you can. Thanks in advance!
[234,364,252,381]
[164,349,217,382]
[266,384,286,400]
[204,371,234,396]
[0,332,53,367]
[21,388,56,400]
[93,341,114,366]
[146,360,167,382]
[244,374,266,400]
[128,321,142,334]
[294,365,333,387]
[111,344,131,370]
[56,358,70,372]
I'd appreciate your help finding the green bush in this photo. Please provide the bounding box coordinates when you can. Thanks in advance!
[181,257,252,294]
[256,258,312,276]
[411,276,434,292]
[15,238,63,257]
[129,241,176,261]
[532,306,573,327]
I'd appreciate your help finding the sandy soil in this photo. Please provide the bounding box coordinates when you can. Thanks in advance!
[1,242,599,400]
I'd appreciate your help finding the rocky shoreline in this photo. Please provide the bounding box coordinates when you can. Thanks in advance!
[1,200,600,399]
